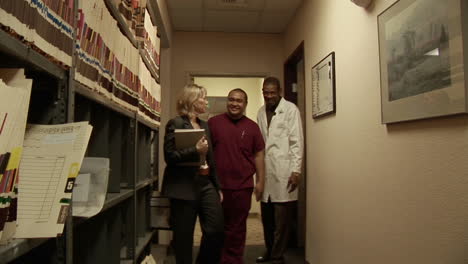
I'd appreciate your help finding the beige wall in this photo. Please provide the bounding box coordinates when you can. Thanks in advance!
[285,0,468,263]
[155,0,172,47]
[168,31,283,118]
[194,77,264,121]
[157,47,173,244]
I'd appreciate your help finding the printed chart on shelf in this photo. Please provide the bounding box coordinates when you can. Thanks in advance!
[15,122,92,238]
[19,155,66,221]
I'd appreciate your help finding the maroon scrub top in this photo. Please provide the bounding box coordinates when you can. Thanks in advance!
[208,113,265,190]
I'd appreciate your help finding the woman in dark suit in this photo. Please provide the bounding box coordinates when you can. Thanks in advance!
[162,83,224,264]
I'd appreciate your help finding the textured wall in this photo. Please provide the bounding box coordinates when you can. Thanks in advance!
[284,0,468,263]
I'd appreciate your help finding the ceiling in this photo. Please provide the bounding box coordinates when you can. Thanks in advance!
[166,0,303,33]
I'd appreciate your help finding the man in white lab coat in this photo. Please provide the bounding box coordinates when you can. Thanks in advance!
[256,77,304,264]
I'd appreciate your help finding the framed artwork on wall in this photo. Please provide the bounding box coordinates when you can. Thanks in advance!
[378,0,468,124]
[311,51,336,118]
[199,96,227,121]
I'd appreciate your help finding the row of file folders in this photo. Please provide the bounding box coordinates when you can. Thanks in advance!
[0,0,162,126]
[0,68,108,245]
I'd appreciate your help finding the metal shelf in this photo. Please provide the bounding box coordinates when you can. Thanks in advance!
[137,115,160,131]
[0,238,48,264]
[74,81,136,119]
[103,0,138,48]
[146,0,170,48]
[0,29,67,80]
[102,188,134,211]
[135,230,156,260]
[139,49,160,83]
[136,178,156,191]
[0,0,163,262]
[73,188,134,225]
[120,245,132,264]
[146,0,158,27]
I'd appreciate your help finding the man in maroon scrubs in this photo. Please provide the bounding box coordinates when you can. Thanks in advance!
[208,88,265,264]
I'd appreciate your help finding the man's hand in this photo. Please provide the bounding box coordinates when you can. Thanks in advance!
[254,181,264,201]
[287,172,300,193]
[219,190,223,203]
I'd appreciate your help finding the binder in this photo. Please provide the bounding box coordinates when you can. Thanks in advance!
[174,129,205,150]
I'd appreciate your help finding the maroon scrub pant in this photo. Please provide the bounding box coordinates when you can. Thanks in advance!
[221,188,253,264]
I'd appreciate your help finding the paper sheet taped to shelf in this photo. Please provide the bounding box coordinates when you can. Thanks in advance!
[15,122,92,238]
[72,158,109,218]
[0,69,32,244]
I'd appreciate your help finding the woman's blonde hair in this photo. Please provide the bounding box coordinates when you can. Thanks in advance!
[176,83,207,117]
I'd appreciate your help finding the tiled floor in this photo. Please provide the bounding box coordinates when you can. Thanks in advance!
[194,213,264,246]
[155,213,306,263]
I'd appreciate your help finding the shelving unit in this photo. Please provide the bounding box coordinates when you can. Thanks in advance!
[0,0,164,263]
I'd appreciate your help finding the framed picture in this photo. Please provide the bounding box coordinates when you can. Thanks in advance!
[311,52,336,118]
[378,0,468,124]
[199,96,227,121]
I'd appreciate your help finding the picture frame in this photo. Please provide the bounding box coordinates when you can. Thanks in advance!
[378,0,468,124]
[311,51,336,118]
[199,96,227,121]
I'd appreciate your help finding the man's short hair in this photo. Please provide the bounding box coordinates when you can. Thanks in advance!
[263,77,281,92]
[228,88,248,103]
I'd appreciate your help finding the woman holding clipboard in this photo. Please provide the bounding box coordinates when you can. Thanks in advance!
[162,83,224,264]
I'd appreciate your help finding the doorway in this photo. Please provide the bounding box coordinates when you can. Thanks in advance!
[190,75,266,247]
[192,75,266,216]
[284,42,306,248]
[193,76,264,123]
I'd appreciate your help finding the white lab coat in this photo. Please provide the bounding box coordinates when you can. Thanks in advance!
[257,97,304,202]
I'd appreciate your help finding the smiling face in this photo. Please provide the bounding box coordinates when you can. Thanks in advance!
[262,83,281,110]
[226,90,247,120]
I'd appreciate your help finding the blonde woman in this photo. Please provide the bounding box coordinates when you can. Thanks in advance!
[162,83,224,264]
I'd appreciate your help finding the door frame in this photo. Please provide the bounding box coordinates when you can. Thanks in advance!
[283,41,306,248]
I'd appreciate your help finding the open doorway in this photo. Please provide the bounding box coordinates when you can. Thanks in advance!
[191,75,266,246]
[194,76,265,216]
[193,76,265,123]
[284,42,306,249]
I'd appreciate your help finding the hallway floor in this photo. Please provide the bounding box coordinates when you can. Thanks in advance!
[153,214,305,263]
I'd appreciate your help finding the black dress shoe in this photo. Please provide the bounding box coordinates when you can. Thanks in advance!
[256,255,271,263]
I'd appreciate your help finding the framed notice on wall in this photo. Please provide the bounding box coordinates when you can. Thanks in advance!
[311,52,336,118]
[378,0,468,124]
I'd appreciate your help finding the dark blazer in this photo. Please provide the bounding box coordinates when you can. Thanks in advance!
[161,115,220,200]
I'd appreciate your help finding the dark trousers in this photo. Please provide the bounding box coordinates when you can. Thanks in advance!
[260,200,296,260]
[170,177,224,264]
[221,188,253,264]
